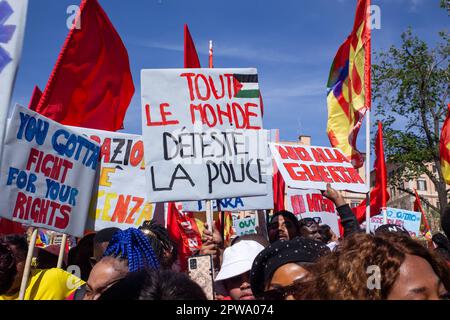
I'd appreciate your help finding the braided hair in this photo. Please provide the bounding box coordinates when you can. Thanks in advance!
[103,228,160,272]
[139,220,177,269]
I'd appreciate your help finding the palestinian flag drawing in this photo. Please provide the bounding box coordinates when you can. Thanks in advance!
[233,73,259,98]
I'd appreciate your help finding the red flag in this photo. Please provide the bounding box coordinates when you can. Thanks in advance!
[273,170,286,212]
[413,189,432,235]
[184,24,201,68]
[34,0,134,131]
[352,121,390,223]
[28,85,42,110]
[166,203,202,271]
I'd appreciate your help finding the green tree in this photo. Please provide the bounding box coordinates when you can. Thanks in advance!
[372,15,449,216]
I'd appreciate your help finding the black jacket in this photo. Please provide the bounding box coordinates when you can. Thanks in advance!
[336,204,362,237]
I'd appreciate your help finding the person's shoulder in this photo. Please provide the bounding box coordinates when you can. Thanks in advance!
[41,268,85,286]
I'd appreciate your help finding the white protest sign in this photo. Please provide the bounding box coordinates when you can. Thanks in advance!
[286,188,341,237]
[68,127,155,231]
[233,216,257,236]
[270,143,368,193]
[0,105,100,237]
[141,68,270,202]
[362,207,422,237]
[182,170,273,212]
[183,195,273,212]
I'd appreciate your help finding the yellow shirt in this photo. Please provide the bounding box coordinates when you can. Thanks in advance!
[0,268,84,300]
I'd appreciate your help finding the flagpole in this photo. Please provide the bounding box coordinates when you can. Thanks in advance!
[209,40,213,68]
[206,200,213,233]
[57,233,67,268]
[206,40,213,233]
[365,109,371,234]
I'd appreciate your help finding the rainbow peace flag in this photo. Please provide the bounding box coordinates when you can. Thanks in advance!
[327,0,371,169]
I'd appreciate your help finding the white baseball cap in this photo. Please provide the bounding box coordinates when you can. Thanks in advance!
[215,240,265,282]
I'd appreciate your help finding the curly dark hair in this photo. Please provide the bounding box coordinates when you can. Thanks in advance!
[0,240,17,295]
[294,232,450,300]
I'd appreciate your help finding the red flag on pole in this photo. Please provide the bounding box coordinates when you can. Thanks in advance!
[352,121,390,223]
[184,24,201,68]
[34,0,134,131]
[413,189,432,237]
[28,85,42,110]
[273,170,286,212]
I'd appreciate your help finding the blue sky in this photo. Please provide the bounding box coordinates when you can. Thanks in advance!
[10,0,448,162]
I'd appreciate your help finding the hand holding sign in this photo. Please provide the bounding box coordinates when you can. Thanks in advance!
[321,183,347,208]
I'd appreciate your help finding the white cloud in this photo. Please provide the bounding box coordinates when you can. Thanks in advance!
[131,38,306,64]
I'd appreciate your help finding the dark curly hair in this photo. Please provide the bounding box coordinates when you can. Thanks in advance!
[0,240,17,295]
[294,232,450,300]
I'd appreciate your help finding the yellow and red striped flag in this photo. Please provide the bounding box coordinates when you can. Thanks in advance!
[440,104,450,184]
[326,0,371,168]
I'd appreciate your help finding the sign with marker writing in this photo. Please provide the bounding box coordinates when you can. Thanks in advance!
[141,68,270,202]
[362,207,422,237]
[286,188,341,237]
[270,143,368,193]
[68,127,154,231]
[0,105,100,237]
[233,216,257,236]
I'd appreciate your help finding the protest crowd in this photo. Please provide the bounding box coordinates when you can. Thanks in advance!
[0,0,449,301]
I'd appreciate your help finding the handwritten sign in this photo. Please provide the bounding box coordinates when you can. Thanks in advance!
[286,188,341,237]
[233,216,257,236]
[0,105,100,237]
[141,68,270,202]
[182,171,273,212]
[68,127,154,231]
[270,143,368,193]
[362,207,422,237]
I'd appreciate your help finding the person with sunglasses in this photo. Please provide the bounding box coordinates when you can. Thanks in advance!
[298,217,323,243]
[249,237,330,300]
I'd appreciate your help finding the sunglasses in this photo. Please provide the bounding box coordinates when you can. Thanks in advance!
[300,217,321,227]
[261,279,304,300]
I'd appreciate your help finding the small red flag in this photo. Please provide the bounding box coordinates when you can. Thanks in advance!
[273,170,286,212]
[28,85,42,110]
[34,0,134,131]
[413,189,432,235]
[352,121,390,223]
[184,24,201,68]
